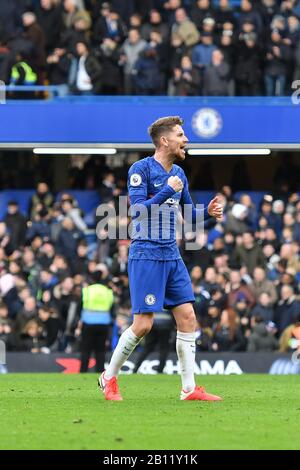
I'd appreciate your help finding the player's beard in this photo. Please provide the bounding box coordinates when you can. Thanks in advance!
[176,148,186,161]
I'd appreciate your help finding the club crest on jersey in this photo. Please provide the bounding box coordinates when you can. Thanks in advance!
[145,294,156,306]
[130,173,142,186]
[165,197,179,206]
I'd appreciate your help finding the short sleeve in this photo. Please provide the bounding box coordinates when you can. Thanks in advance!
[128,162,148,200]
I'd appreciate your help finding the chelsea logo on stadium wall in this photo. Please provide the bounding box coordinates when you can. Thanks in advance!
[145,294,156,306]
[192,108,223,138]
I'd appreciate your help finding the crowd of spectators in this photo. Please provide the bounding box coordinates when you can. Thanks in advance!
[1,0,300,96]
[0,173,300,358]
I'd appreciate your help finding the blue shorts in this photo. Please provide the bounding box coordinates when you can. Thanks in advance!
[128,258,195,314]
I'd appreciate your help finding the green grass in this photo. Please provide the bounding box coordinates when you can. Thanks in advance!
[0,374,300,450]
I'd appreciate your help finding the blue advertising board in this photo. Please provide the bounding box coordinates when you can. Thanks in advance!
[0,96,299,144]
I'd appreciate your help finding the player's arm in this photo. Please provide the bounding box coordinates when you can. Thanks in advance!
[128,167,181,208]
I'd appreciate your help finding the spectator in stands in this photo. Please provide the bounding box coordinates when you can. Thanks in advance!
[173,54,201,95]
[46,47,72,97]
[22,12,46,83]
[201,266,221,295]
[294,40,300,80]
[70,40,102,95]
[36,0,63,54]
[38,305,60,350]
[56,217,85,261]
[215,0,236,29]
[60,193,87,232]
[192,31,217,73]
[227,270,256,310]
[26,206,51,242]
[202,48,230,95]
[29,182,54,220]
[18,319,45,352]
[97,37,123,94]
[141,9,169,43]
[278,313,300,352]
[211,308,246,351]
[0,302,15,350]
[232,231,266,275]
[224,203,250,235]
[279,243,300,274]
[247,315,278,351]
[0,268,21,318]
[62,0,87,28]
[133,44,163,95]
[171,7,200,48]
[238,0,263,35]
[71,240,89,275]
[191,0,215,30]
[3,201,27,250]
[93,4,127,45]
[235,32,263,95]
[264,29,291,96]
[121,28,147,94]
[110,242,129,278]
[250,266,278,306]
[274,285,300,334]
[0,0,22,40]
[250,292,275,323]
[14,296,38,334]
[50,254,71,281]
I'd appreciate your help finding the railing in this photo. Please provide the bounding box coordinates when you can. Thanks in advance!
[4,85,61,99]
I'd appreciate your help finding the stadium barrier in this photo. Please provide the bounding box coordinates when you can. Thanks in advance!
[2,352,300,375]
[0,96,299,145]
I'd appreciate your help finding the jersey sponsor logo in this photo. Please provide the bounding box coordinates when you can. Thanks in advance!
[145,294,156,306]
[192,107,223,138]
[130,173,142,186]
[154,182,163,187]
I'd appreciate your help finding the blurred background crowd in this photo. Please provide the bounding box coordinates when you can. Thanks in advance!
[1,0,300,96]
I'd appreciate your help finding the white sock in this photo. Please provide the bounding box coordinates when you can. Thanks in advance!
[105,327,142,379]
[176,331,196,392]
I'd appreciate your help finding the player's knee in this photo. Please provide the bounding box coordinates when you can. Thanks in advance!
[132,315,153,337]
[178,308,196,331]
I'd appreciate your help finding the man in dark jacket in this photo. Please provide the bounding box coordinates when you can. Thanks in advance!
[234,33,263,95]
[4,201,27,250]
[202,49,230,95]
[264,29,291,95]
[56,217,85,261]
[70,40,102,94]
[232,231,266,275]
[274,285,300,334]
[247,315,278,352]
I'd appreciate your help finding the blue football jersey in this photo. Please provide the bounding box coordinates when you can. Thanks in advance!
[128,156,208,261]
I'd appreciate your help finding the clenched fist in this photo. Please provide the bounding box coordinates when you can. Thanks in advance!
[168,176,183,192]
[208,196,223,220]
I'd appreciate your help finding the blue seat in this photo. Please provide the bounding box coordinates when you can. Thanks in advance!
[0,190,34,219]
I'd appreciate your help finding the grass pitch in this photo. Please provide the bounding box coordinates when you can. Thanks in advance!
[0,374,299,450]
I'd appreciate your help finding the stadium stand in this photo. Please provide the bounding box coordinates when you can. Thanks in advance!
[1,0,300,97]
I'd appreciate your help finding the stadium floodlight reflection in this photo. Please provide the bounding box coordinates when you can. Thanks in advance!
[33,147,117,155]
[187,148,271,156]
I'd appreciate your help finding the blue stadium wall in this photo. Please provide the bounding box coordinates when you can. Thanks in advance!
[0,97,300,144]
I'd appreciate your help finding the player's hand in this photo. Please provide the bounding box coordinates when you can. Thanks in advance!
[208,196,223,220]
[167,176,183,192]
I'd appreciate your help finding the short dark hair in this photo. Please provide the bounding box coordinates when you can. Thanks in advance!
[148,116,183,146]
